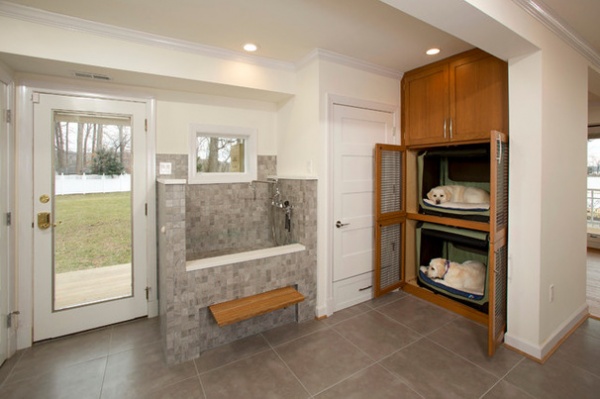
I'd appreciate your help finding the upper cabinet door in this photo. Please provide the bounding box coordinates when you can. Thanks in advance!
[402,49,508,148]
[450,52,509,143]
[402,63,449,147]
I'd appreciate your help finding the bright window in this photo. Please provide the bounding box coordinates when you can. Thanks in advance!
[588,134,600,230]
[188,124,257,184]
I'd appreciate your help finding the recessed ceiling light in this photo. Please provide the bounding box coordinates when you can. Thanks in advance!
[243,43,258,52]
[426,48,441,55]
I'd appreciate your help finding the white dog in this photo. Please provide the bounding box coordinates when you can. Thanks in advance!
[426,185,489,205]
[420,257,486,295]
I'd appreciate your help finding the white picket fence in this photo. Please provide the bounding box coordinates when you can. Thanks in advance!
[55,174,131,195]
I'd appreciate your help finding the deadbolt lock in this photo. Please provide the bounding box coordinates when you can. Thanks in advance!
[37,212,51,230]
[39,194,50,204]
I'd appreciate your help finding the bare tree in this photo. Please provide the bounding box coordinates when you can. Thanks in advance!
[208,137,220,172]
[75,123,84,174]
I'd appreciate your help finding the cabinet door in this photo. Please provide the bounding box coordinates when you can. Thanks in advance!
[488,131,509,356]
[402,64,449,147]
[488,237,508,356]
[374,144,406,296]
[490,131,509,243]
[450,53,508,143]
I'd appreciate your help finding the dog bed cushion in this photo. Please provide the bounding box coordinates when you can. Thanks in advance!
[423,198,490,211]
[418,268,485,301]
[418,148,491,221]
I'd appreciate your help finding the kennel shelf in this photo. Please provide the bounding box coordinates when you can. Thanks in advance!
[407,212,489,232]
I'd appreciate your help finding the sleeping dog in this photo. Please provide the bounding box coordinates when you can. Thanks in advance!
[420,257,486,295]
[426,185,489,205]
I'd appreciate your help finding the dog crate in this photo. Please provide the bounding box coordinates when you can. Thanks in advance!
[416,222,490,311]
[417,145,491,222]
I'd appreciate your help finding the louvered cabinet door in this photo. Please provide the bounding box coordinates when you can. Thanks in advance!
[374,144,406,296]
[488,131,509,356]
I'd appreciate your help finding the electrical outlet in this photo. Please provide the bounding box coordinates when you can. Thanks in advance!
[549,284,555,302]
[159,162,172,175]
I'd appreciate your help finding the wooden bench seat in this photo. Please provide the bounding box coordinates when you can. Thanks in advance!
[209,286,305,327]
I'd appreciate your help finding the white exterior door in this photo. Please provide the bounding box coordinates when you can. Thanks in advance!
[33,93,148,341]
[0,80,9,364]
[332,104,396,311]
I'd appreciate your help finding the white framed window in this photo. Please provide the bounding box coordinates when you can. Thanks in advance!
[188,124,257,184]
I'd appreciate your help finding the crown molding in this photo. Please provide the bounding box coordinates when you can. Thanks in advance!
[512,0,600,69]
[297,48,402,80]
[0,1,295,71]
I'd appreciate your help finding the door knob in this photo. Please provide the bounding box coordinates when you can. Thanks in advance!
[336,221,349,228]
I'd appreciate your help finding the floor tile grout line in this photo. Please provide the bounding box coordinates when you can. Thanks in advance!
[0,349,24,389]
[264,335,313,398]
[308,361,379,398]
[476,357,536,399]
[195,347,275,377]
[371,307,428,337]
[96,325,113,399]
[420,335,502,382]
[374,342,429,399]
[326,312,432,395]
[98,354,110,399]
[191,356,209,399]
[260,323,332,350]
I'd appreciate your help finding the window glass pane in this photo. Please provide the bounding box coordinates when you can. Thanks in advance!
[195,135,245,173]
[588,138,600,229]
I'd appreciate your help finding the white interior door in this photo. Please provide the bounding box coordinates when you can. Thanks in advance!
[0,80,9,364]
[33,93,148,341]
[332,104,395,310]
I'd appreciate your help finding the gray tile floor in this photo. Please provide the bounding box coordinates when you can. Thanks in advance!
[1,291,599,398]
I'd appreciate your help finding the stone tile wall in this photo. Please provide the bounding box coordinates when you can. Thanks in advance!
[156,154,188,180]
[185,155,277,260]
[157,172,317,365]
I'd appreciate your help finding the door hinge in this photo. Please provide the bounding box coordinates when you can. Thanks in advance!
[6,311,20,328]
[145,287,151,301]
[4,109,11,124]
[144,119,148,132]
[6,212,11,226]
[32,92,40,104]
[145,203,148,216]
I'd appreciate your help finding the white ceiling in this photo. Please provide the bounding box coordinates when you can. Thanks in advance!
[1,0,599,100]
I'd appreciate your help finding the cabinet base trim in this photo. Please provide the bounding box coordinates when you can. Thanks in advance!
[402,283,488,325]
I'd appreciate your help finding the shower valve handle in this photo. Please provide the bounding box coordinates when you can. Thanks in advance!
[336,221,350,228]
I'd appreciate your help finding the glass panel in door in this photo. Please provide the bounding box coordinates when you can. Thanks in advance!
[52,112,133,310]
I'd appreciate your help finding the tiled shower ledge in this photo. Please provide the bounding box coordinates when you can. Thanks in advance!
[186,243,306,271]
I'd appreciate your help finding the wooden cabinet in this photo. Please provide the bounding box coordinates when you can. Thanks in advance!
[374,132,509,356]
[402,49,508,147]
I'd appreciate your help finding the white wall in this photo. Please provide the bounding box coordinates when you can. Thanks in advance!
[156,97,278,156]
[276,54,400,316]
[0,16,295,97]
[465,0,589,358]
[276,59,321,178]
[538,41,588,346]
[318,60,400,315]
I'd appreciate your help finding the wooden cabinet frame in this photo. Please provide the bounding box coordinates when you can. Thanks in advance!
[374,131,508,356]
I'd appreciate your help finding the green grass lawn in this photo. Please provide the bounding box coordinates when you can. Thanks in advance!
[54,192,131,273]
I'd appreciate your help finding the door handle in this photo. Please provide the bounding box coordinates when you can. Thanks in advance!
[37,212,51,230]
[336,221,350,228]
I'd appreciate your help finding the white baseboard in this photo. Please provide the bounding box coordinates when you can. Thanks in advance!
[586,233,600,249]
[315,297,335,318]
[505,303,589,360]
